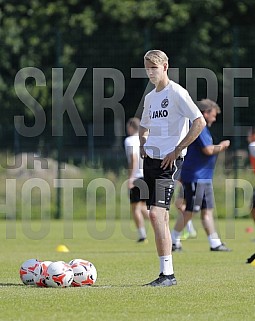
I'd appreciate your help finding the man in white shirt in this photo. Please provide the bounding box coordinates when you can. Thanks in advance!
[139,49,206,286]
[124,117,149,242]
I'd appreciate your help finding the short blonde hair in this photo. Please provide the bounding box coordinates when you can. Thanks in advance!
[144,50,168,65]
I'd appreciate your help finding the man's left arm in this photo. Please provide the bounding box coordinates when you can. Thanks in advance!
[202,140,230,155]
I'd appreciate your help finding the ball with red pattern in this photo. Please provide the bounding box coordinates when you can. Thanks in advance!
[45,261,74,288]
[20,258,40,285]
[33,261,52,287]
[69,259,97,286]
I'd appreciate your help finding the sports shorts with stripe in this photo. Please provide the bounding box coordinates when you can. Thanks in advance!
[143,156,183,210]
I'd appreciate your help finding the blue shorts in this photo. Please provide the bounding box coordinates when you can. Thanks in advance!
[143,156,183,210]
[183,181,214,212]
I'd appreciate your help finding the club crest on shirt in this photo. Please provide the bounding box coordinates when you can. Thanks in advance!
[149,102,169,119]
[161,98,169,108]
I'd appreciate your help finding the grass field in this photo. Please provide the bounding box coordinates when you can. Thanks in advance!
[0,218,255,321]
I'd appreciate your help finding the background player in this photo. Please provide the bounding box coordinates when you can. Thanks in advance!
[171,99,231,252]
[124,117,149,242]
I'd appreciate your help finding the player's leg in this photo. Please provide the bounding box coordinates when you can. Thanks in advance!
[149,206,170,255]
[186,219,197,237]
[130,179,148,242]
[175,198,197,240]
[172,182,200,250]
[141,201,150,220]
[174,183,197,239]
[172,209,192,250]
[200,208,215,236]
[200,208,230,251]
[200,182,231,251]
[133,177,150,222]
[145,205,176,286]
[131,202,147,242]
[144,157,177,286]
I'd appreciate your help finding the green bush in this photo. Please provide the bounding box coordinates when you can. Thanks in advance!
[0,152,254,220]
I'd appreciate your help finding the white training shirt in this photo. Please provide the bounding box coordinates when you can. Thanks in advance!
[124,134,144,178]
[140,80,203,159]
[249,142,255,157]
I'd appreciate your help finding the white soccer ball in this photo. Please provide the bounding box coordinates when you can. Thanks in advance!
[45,261,74,288]
[33,261,52,287]
[19,258,40,285]
[69,259,97,286]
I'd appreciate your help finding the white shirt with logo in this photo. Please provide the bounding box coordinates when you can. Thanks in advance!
[140,80,202,159]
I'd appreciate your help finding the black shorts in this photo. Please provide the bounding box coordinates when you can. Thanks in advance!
[143,156,183,210]
[130,178,147,204]
[251,188,255,208]
[183,181,214,212]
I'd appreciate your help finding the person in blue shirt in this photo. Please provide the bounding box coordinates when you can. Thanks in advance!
[171,99,231,251]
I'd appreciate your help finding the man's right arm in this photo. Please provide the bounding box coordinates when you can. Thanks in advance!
[174,116,206,158]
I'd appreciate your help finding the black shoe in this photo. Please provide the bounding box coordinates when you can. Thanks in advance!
[172,244,182,252]
[144,273,177,287]
[210,243,231,252]
[137,238,148,244]
[246,253,255,263]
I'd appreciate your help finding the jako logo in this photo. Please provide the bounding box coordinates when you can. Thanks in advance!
[151,109,168,119]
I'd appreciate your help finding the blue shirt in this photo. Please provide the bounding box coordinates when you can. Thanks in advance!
[181,126,217,182]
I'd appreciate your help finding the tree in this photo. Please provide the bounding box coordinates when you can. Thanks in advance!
[0,0,255,155]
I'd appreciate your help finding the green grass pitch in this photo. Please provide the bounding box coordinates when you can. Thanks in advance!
[0,218,255,321]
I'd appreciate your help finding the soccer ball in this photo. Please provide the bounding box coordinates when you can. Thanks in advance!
[45,261,74,288]
[20,258,40,285]
[33,261,52,287]
[69,259,97,286]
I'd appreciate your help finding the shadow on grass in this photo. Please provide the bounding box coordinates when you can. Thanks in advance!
[91,283,157,288]
[0,283,24,287]
[0,283,145,288]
